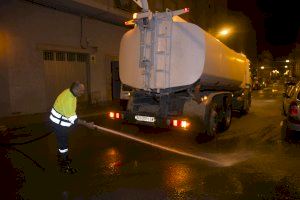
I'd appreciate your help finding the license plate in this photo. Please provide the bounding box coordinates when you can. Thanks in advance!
[135,115,156,123]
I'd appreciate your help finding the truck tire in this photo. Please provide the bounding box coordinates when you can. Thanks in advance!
[220,106,232,131]
[206,103,218,137]
[240,96,250,114]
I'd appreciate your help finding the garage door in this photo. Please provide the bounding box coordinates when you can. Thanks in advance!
[43,51,88,108]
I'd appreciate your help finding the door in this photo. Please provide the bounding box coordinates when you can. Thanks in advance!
[43,51,88,109]
[111,61,121,100]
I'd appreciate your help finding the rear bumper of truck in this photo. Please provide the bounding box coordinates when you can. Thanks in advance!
[107,110,204,133]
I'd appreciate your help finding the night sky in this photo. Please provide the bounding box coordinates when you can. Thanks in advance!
[228,0,300,58]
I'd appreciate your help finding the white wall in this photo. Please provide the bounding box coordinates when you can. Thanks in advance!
[0,0,127,116]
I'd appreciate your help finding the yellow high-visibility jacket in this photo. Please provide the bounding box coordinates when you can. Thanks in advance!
[49,89,78,127]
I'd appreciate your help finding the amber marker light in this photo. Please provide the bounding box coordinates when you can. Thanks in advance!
[181,120,190,129]
[173,120,178,127]
[133,13,138,19]
[109,112,115,119]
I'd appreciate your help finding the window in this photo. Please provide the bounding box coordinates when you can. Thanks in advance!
[56,52,65,61]
[43,51,88,62]
[77,53,87,62]
[67,53,76,61]
[43,51,54,61]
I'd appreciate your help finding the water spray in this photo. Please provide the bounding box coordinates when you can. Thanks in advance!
[93,124,237,167]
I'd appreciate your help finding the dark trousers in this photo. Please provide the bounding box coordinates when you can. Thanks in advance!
[51,122,72,160]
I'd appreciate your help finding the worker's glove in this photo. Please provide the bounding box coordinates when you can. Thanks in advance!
[85,121,95,130]
[78,119,95,129]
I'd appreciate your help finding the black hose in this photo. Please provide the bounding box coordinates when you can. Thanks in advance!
[12,147,46,171]
[0,131,52,172]
[0,131,53,147]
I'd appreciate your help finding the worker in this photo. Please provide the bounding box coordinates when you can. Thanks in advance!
[49,81,94,174]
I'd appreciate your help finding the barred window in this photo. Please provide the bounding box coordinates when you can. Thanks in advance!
[43,51,54,61]
[77,53,87,62]
[56,52,65,61]
[67,53,76,61]
[43,51,89,62]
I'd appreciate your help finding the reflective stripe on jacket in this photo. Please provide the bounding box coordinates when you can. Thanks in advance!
[50,108,77,127]
[49,89,77,127]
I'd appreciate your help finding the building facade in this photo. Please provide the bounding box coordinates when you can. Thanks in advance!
[0,0,130,116]
[1,0,252,117]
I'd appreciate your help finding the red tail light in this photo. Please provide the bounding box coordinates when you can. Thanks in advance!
[289,102,298,116]
[108,112,122,120]
[170,119,190,129]
[183,8,190,12]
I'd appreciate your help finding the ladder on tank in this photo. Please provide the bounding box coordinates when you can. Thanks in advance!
[139,12,173,93]
[139,20,151,90]
[153,11,173,93]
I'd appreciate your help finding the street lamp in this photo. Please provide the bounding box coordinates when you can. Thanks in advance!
[219,29,230,36]
[285,65,288,68]
[261,66,265,69]
[286,60,290,63]
[215,27,232,38]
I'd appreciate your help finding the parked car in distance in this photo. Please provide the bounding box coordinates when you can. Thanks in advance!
[282,81,300,139]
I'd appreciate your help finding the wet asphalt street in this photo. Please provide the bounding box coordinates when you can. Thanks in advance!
[1,87,300,200]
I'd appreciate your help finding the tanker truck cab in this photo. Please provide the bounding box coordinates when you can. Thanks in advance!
[108,0,251,138]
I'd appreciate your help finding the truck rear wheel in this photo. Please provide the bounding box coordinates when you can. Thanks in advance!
[206,103,218,137]
[220,106,232,131]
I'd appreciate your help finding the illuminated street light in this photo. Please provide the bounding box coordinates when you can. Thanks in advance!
[286,60,290,63]
[215,27,232,38]
[285,65,288,68]
[260,66,265,69]
[219,29,230,36]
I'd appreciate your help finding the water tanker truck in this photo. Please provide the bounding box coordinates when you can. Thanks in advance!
[108,0,251,137]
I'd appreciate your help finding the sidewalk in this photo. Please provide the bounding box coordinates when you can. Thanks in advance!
[0,101,121,128]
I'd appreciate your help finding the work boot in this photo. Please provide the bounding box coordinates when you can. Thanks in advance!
[59,160,77,174]
[63,164,78,174]
[57,155,77,174]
